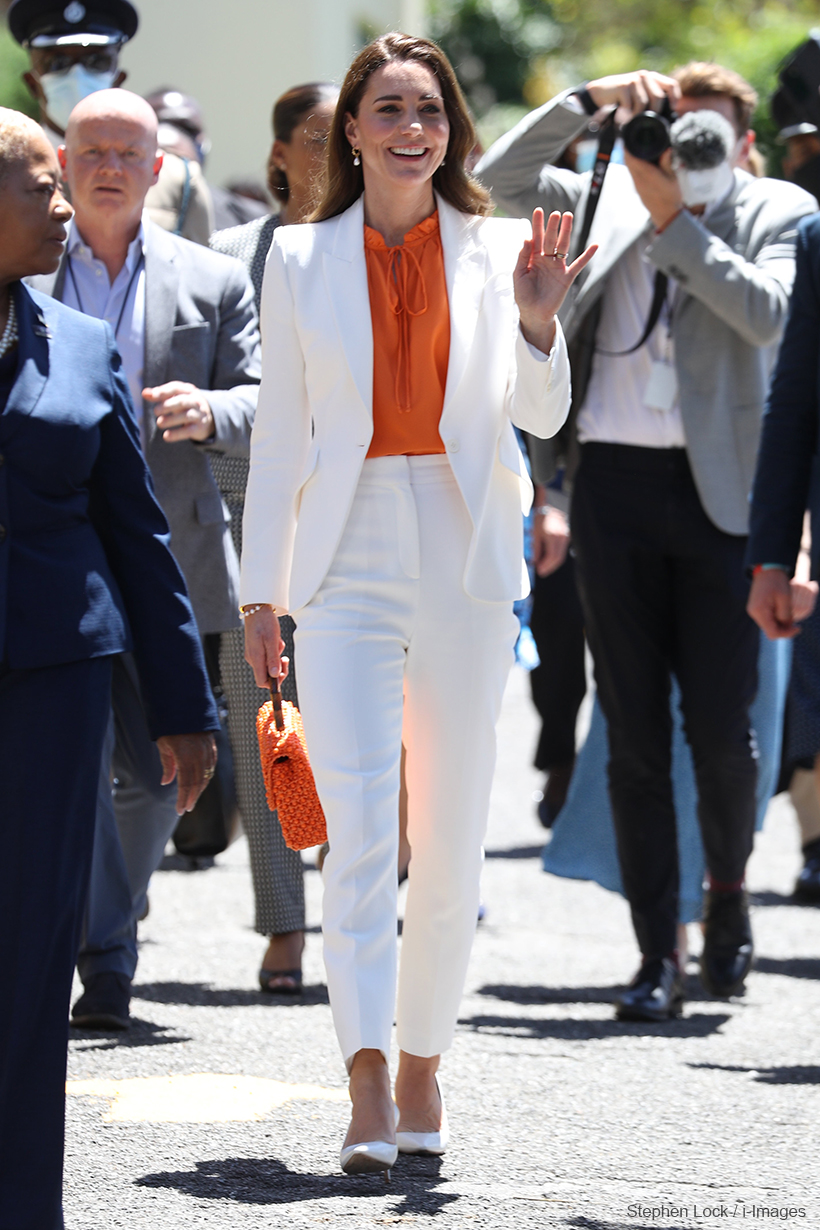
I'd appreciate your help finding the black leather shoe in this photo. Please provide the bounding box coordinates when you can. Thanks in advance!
[700,888,753,998]
[615,957,684,1022]
[794,837,820,904]
[71,971,131,1031]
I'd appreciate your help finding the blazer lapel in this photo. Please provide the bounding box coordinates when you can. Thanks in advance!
[322,197,373,419]
[565,174,652,327]
[1,284,50,442]
[143,220,180,439]
[437,195,487,412]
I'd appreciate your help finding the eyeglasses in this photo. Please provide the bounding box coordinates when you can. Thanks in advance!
[36,48,119,76]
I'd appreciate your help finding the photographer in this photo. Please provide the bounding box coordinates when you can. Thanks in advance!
[476,64,816,1020]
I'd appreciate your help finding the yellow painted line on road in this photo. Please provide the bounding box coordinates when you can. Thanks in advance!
[66,1073,348,1123]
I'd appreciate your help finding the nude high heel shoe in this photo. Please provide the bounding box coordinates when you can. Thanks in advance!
[396,1077,449,1155]
[339,1139,398,1179]
[339,1104,399,1180]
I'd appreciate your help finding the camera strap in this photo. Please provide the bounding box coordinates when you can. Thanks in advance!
[575,109,617,255]
[575,108,669,355]
[596,269,670,356]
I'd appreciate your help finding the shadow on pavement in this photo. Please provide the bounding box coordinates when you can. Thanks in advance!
[752,956,820,980]
[459,1012,730,1040]
[748,890,800,907]
[69,1017,190,1051]
[688,1062,820,1085]
[484,845,544,860]
[137,1154,456,1212]
[132,981,330,1007]
[476,976,722,1007]
[565,1218,687,1230]
[478,983,617,1005]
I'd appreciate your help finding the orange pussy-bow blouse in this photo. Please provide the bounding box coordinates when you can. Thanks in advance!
[364,211,450,458]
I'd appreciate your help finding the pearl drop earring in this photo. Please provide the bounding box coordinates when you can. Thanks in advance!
[352,148,361,167]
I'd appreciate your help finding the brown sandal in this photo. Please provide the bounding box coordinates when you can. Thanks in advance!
[259,967,303,995]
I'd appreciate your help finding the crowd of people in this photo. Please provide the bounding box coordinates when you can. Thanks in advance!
[2,0,820,1223]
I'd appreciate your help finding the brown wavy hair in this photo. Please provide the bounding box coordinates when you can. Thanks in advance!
[673,61,758,136]
[312,33,492,223]
[266,82,338,203]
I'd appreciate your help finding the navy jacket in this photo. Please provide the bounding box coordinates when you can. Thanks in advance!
[0,282,218,737]
[748,213,820,578]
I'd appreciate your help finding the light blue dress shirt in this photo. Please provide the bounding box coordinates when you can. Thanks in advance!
[62,216,148,448]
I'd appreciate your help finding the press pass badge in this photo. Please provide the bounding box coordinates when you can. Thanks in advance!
[644,360,678,412]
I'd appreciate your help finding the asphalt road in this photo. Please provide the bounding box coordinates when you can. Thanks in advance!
[64,666,820,1229]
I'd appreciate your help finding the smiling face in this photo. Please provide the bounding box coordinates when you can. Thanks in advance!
[0,127,73,281]
[344,59,450,198]
[62,95,162,237]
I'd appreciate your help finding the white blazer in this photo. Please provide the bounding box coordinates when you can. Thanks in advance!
[240,194,571,614]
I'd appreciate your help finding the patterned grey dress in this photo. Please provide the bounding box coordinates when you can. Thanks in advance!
[210,213,304,936]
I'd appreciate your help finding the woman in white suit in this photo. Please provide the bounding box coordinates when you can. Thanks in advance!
[241,33,595,1176]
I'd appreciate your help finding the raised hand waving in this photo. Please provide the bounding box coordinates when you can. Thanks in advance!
[514,209,597,353]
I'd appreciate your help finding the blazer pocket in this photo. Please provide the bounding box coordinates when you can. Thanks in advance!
[170,321,212,384]
[196,491,230,526]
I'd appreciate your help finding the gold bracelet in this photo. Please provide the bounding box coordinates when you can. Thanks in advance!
[239,603,272,618]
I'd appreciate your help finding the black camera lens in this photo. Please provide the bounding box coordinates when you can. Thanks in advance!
[622,111,672,163]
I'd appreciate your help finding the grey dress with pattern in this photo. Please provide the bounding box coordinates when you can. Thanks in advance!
[210,213,304,936]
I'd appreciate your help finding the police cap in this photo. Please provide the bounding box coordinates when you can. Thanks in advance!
[8,0,139,48]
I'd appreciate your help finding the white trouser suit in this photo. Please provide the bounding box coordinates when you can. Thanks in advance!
[240,196,571,1069]
[294,453,518,1062]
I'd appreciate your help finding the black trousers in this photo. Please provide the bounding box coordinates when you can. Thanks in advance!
[571,444,759,959]
[0,655,113,1230]
[529,555,587,771]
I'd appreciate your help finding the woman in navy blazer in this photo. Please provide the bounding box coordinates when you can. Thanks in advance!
[0,111,219,1230]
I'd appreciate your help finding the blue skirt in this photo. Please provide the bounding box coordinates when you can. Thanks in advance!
[542,635,791,923]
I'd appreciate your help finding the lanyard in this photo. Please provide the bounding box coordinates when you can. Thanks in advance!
[66,249,145,341]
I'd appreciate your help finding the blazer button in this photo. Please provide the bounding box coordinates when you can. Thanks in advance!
[446,438,460,453]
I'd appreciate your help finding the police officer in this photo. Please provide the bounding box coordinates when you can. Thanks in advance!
[8,0,214,243]
[9,0,137,148]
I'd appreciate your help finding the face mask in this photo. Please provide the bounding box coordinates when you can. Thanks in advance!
[39,63,117,132]
[574,139,598,174]
[674,158,735,207]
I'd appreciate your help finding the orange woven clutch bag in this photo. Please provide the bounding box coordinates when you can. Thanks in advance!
[256,675,327,851]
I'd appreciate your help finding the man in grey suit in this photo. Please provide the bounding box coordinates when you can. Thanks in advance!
[477,63,816,1020]
[31,88,260,1028]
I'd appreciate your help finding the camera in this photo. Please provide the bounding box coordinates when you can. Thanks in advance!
[621,96,677,164]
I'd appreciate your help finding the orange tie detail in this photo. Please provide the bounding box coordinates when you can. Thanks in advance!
[365,211,450,458]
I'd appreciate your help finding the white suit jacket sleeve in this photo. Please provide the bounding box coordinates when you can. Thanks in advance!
[240,238,310,613]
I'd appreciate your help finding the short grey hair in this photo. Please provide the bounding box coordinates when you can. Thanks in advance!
[0,108,46,186]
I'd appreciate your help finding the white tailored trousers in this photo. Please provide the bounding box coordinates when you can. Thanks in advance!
[293,454,519,1065]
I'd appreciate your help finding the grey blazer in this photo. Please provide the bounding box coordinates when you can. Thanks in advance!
[31,217,261,632]
[476,91,818,534]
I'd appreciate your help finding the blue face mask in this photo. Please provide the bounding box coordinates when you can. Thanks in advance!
[39,64,117,132]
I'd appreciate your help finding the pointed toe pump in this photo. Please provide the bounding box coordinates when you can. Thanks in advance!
[396,1077,449,1155]
[340,1139,398,1181]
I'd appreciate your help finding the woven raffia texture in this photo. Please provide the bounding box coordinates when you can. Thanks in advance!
[256,699,327,851]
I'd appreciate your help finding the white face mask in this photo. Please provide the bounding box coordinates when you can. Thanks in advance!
[675,159,735,207]
[39,63,117,132]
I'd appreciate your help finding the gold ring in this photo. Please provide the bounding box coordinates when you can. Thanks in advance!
[204,767,215,779]
[554,251,568,258]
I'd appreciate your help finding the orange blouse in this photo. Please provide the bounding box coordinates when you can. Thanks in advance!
[364,212,450,458]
